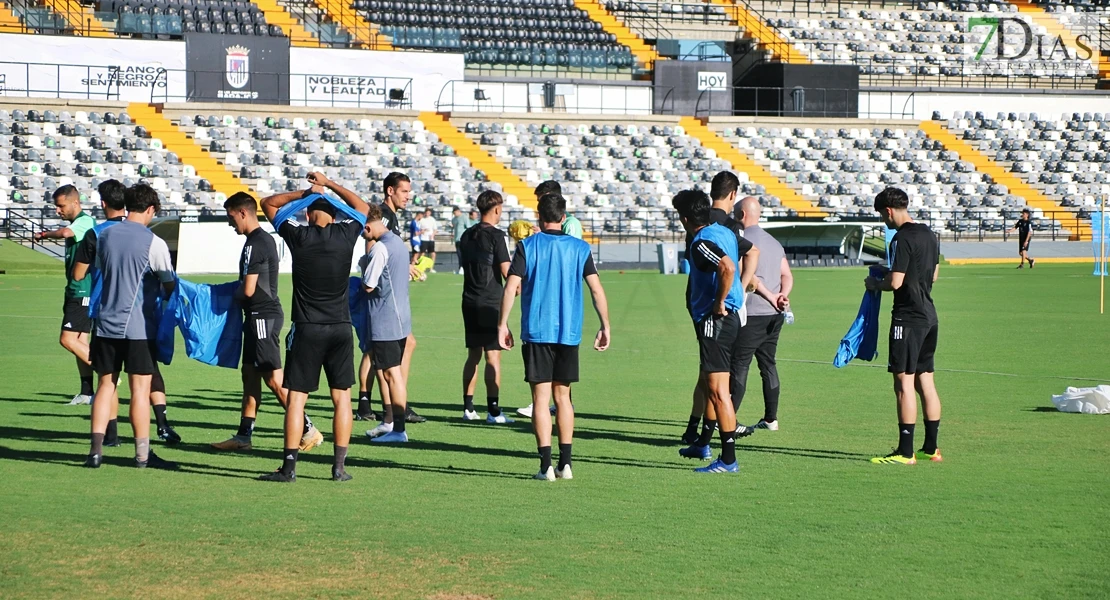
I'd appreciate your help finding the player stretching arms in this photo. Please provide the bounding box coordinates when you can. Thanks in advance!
[211,192,323,452]
[258,173,369,482]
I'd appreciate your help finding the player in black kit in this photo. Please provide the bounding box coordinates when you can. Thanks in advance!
[865,188,943,465]
[258,173,369,482]
[212,192,322,453]
[1009,209,1035,269]
[457,190,513,423]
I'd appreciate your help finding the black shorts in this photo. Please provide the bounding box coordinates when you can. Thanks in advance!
[372,338,407,371]
[462,303,501,351]
[888,322,938,374]
[1019,236,1030,252]
[61,297,92,333]
[90,337,156,375]
[243,314,283,372]
[522,343,579,384]
[284,323,355,393]
[696,312,742,374]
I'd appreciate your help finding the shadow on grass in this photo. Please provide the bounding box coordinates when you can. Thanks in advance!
[738,444,872,462]
[1025,407,1063,413]
[16,411,286,436]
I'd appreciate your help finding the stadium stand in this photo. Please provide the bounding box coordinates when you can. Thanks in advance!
[351,0,647,72]
[744,0,1105,85]
[942,109,1110,231]
[0,103,217,210]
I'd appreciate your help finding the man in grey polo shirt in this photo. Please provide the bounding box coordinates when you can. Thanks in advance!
[84,184,178,470]
[734,196,794,431]
[359,204,414,444]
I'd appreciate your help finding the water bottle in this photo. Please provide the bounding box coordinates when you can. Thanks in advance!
[783,303,794,325]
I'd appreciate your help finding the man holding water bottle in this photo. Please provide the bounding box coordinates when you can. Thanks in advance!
[735,196,793,431]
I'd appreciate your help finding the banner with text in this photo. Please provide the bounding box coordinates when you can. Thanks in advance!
[0,34,185,101]
[186,33,290,104]
[289,47,464,110]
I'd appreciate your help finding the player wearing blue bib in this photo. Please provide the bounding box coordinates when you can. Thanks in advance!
[673,189,756,474]
[498,193,611,481]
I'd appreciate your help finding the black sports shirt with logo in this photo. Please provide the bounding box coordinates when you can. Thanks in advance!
[889,222,939,327]
[240,227,283,319]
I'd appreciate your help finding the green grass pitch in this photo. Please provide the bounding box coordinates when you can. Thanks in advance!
[0,241,1107,599]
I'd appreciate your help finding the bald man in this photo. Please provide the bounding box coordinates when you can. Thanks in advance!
[678,172,760,450]
[734,196,793,431]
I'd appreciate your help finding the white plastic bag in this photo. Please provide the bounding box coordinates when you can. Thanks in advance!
[1051,386,1110,415]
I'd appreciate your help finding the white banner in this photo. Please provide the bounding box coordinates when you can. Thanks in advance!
[175,220,363,275]
[289,47,464,111]
[0,34,186,102]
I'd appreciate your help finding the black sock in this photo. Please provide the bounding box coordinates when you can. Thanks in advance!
[922,420,940,454]
[538,445,552,472]
[557,443,572,470]
[763,387,780,423]
[303,414,313,435]
[393,413,406,434]
[357,393,371,416]
[897,423,915,458]
[463,394,474,412]
[487,396,501,417]
[333,445,348,475]
[80,376,94,396]
[153,404,168,430]
[696,419,717,447]
[281,448,299,476]
[90,433,104,457]
[684,415,699,438]
[105,419,118,443]
[236,416,255,439]
[719,429,736,465]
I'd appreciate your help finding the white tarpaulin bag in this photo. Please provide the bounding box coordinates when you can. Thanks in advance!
[1051,386,1110,414]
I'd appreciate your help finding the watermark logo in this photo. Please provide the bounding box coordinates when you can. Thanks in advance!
[967,17,1094,62]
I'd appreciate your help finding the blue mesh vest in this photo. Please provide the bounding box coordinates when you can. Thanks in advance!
[688,223,744,322]
[87,219,124,319]
[520,232,592,345]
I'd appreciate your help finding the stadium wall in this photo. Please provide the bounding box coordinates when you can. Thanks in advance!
[861,88,1110,120]
[0,34,463,111]
[170,220,362,275]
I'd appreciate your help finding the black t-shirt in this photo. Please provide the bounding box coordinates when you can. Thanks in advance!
[889,222,939,326]
[1014,219,1033,240]
[380,202,401,237]
[278,219,362,324]
[74,215,126,265]
[240,227,283,318]
[509,230,598,279]
[459,222,512,308]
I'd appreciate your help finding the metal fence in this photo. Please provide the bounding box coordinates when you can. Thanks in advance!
[695,87,916,119]
[434,79,665,115]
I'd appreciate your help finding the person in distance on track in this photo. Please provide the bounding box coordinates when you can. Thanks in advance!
[1009,208,1036,269]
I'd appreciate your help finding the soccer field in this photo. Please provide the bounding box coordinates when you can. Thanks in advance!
[1,242,1107,599]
